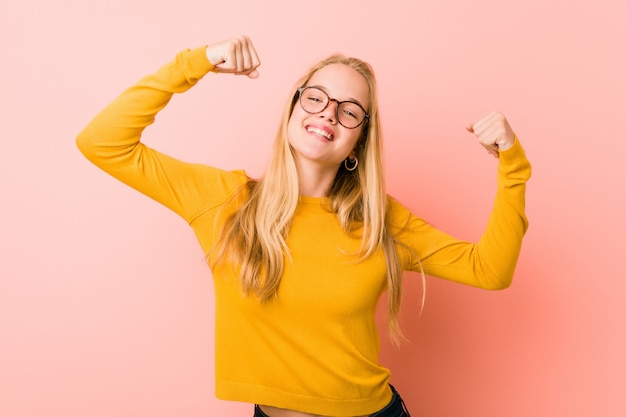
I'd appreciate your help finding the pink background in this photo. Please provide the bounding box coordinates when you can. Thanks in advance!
[1,0,625,416]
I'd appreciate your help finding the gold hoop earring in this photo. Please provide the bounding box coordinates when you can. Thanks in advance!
[344,156,358,172]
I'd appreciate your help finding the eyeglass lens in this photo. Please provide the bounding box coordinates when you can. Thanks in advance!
[299,87,367,129]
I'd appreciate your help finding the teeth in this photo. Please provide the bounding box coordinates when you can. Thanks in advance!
[307,127,333,141]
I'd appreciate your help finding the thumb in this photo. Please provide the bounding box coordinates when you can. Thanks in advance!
[247,69,260,79]
[465,123,474,133]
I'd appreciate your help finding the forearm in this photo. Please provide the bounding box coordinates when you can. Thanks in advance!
[75,46,214,175]
[74,46,221,220]
[472,136,532,288]
[404,137,531,289]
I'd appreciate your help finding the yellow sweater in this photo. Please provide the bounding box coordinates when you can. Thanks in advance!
[76,47,531,416]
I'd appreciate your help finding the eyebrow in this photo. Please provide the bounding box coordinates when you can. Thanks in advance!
[309,84,368,109]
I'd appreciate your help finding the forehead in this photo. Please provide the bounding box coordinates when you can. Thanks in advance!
[308,63,369,105]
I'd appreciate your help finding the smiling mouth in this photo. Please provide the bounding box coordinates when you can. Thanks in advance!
[306,126,334,141]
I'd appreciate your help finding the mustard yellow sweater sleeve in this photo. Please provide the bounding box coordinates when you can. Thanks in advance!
[392,139,531,289]
[75,47,245,223]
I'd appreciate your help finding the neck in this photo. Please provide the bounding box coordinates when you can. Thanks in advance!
[296,160,340,197]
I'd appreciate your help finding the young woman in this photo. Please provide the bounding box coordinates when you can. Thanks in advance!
[77,36,531,417]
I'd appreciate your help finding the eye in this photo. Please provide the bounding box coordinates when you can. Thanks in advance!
[342,109,357,119]
[302,88,328,103]
[341,104,362,120]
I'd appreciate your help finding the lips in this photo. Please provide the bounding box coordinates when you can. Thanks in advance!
[306,125,335,141]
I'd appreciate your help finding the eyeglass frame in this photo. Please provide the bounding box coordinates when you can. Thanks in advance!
[296,86,370,129]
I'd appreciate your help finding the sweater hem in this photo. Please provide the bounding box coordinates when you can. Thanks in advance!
[216,380,393,417]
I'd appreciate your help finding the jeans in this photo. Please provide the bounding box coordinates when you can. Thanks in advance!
[253,385,410,417]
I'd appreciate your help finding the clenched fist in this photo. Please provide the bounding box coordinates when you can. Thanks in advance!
[466,111,516,158]
[205,35,261,79]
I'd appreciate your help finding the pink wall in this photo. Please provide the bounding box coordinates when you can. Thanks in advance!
[1,0,624,416]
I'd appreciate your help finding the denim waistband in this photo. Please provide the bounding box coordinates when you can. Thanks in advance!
[253,385,410,417]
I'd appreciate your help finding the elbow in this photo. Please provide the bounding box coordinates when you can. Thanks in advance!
[479,267,514,290]
[75,130,90,156]
[484,277,513,290]
[75,128,99,162]
[476,250,520,290]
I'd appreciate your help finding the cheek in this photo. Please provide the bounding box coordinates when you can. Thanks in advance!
[289,106,305,124]
[287,107,308,139]
[346,130,363,151]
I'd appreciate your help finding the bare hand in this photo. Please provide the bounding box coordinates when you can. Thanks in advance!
[205,36,261,79]
[466,111,516,158]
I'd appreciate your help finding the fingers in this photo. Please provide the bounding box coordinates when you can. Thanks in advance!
[468,111,516,157]
[205,35,261,78]
[235,40,244,71]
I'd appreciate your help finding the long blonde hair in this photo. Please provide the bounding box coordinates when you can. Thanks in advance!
[213,54,407,343]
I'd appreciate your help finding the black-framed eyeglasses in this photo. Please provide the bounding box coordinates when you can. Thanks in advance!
[297,86,370,129]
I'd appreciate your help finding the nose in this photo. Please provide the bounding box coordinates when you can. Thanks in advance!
[318,99,339,124]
